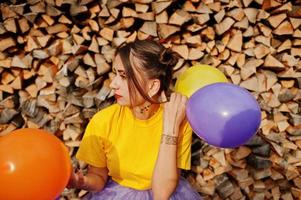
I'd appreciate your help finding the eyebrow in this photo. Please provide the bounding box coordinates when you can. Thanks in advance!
[113,67,125,74]
[117,69,125,73]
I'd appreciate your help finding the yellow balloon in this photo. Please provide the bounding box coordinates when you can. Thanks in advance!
[175,64,228,97]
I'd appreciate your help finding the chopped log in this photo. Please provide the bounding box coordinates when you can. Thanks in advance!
[70,4,88,16]
[81,26,92,41]
[1,72,14,85]
[32,49,50,59]
[291,47,301,57]
[137,12,154,21]
[171,45,189,60]
[254,44,270,59]
[227,8,245,21]
[18,17,30,34]
[215,17,235,35]
[231,146,252,161]
[83,53,96,67]
[258,23,272,37]
[122,7,137,18]
[152,1,172,14]
[100,27,114,41]
[169,10,191,26]
[290,17,301,29]
[134,3,148,13]
[244,8,258,24]
[96,37,109,46]
[154,10,168,24]
[0,123,17,137]
[0,37,16,52]
[240,76,259,91]
[11,55,28,69]
[0,4,17,20]
[10,3,25,15]
[258,36,273,49]
[96,79,111,102]
[158,24,180,39]
[182,23,199,33]
[243,0,253,7]
[196,3,213,14]
[268,13,287,28]
[42,14,55,25]
[273,21,294,35]
[0,58,12,69]
[234,17,249,29]
[140,21,157,37]
[73,34,85,45]
[188,48,204,60]
[227,30,242,52]
[94,54,111,75]
[263,54,285,70]
[26,36,40,52]
[3,18,17,33]
[88,36,99,53]
[0,108,18,124]
[182,1,196,12]
[257,9,270,21]
[58,15,72,24]
[214,9,225,24]
[72,45,88,55]
[277,39,292,53]
[46,23,69,34]
[241,59,263,80]
[36,35,52,47]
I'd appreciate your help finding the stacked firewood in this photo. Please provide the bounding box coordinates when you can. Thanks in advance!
[0,0,301,199]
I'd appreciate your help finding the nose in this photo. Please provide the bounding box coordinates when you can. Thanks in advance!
[109,75,118,90]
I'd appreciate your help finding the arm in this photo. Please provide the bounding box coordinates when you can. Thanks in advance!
[152,93,187,200]
[70,113,109,192]
[68,165,108,192]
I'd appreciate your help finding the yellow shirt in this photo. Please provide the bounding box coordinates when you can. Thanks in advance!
[76,103,192,190]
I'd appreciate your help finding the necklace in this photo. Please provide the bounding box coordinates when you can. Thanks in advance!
[139,104,151,114]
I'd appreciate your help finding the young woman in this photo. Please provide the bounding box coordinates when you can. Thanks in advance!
[68,40,201,200]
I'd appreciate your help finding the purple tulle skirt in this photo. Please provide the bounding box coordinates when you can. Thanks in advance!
[83,177,202,200]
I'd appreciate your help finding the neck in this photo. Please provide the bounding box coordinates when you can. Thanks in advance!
[132,101,160,120]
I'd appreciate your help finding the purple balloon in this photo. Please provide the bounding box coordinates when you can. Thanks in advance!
[186,83,261,148]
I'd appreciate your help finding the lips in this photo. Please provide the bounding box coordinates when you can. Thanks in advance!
[114,94,122,99]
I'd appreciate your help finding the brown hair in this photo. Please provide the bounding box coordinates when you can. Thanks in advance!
[116,40,179,104]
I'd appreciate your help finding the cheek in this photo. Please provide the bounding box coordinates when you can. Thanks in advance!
[122,81,129,94]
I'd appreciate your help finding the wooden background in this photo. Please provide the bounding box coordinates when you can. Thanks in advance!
[0,0,301,199]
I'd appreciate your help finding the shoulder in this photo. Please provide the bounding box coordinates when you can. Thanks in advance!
[84,104,122,137]
[91,103,122,123]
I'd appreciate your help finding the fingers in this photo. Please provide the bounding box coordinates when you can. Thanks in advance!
[67,170,86,189]
[66,170,77,189]
[168,92,187,106]
[77,170,85,186]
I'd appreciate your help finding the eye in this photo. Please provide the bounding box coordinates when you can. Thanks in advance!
[120,73,127,79]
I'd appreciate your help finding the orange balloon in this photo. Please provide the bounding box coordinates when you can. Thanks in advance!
[0,128,72,200]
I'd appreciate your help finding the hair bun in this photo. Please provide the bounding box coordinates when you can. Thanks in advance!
[159,48,179,68]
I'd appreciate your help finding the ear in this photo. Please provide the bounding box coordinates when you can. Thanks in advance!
[147,79,161,98]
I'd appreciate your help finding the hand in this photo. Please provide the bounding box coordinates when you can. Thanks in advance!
[163,92,187,137]
[67,169,86,189]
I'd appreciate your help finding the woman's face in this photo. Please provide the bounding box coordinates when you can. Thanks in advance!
[110,54,146,107]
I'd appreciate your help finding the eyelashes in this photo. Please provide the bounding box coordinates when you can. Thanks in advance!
[120,74,127,79]
[112,69,127,79]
